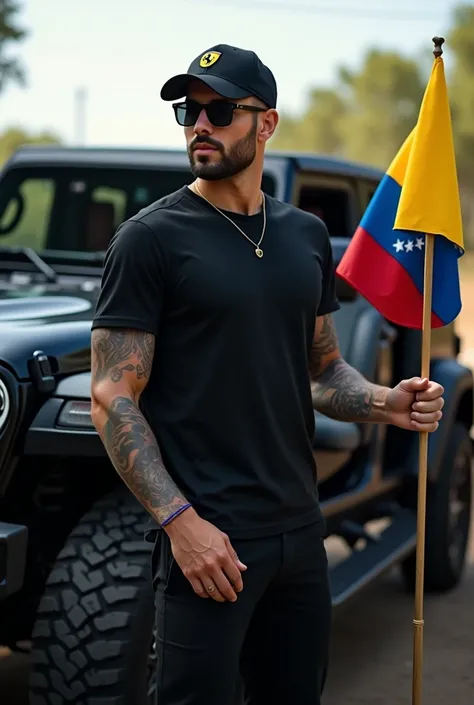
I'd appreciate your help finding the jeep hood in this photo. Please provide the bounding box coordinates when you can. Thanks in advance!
[0,294,94,379]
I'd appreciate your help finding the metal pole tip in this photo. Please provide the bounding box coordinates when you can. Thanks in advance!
[432,36,445,58]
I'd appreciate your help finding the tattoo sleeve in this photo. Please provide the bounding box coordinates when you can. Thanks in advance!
[91,328,189,524]
[92,329,154,383]
[310,314,388,422]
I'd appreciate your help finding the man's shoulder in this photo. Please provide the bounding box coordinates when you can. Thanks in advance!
[110,186,193,253]
[130,186,191,231]
[106,188,191,259]
[268,196,329,248]
[268,196,327,228]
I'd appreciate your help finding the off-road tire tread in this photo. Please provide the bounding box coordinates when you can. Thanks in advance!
[29,486,154,705]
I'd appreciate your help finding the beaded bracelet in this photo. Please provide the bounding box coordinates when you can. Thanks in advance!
[161,503,192,527]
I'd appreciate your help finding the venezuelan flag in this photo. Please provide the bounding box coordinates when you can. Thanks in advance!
[336,54,464,329]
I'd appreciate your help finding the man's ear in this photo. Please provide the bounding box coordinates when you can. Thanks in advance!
[258,109,279,143]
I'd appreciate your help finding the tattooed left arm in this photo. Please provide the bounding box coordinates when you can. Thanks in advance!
[309,314,390,423]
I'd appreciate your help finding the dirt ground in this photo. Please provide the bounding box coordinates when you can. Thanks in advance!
[1,268,474,705]
[323,537,474,704]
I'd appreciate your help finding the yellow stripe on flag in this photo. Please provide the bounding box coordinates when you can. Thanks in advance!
[393,56,463,249]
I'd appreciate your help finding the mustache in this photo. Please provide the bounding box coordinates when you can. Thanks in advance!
[190,135,224,152]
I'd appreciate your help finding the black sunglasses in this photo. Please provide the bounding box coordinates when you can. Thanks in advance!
[172,99,267,128]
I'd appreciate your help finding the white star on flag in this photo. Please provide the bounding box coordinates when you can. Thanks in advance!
[392,237,426,254]
[393,239,405,253]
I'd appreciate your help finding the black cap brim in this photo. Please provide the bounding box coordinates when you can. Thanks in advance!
[160,73,251,101]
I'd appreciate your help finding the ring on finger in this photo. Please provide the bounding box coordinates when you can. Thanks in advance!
[207,585,216,593]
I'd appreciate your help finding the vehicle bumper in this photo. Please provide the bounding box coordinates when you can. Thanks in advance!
[0,522,28,599]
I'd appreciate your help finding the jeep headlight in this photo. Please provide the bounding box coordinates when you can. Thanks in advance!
[57,400,95,429]
[0,379,10,433]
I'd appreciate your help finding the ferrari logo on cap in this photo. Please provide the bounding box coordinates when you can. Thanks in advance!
[199,51,221,68]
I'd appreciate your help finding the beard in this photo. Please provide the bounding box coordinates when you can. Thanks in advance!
[187,118,257,181]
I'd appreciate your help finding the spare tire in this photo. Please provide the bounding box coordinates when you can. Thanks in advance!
[29,485,155,704]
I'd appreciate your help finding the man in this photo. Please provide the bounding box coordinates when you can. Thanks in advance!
[90,44,444,705]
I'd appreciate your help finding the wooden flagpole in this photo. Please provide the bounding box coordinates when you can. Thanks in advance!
[411,38,445,703]
[411,231,434,705]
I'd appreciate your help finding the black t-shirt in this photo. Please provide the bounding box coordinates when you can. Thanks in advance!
[92,185,340,539]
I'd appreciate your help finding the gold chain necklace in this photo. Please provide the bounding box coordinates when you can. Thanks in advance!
[194,182,266,258]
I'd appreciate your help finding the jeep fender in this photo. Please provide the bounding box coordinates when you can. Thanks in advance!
[427,358,473,482]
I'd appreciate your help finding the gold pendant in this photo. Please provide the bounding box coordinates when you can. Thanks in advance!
[255,248,263,258]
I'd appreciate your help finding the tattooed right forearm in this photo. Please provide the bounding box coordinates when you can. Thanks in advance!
[91,328,189,523]
[101,396,188,523]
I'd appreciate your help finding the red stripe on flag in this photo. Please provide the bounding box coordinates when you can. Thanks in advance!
[336,227,444,329]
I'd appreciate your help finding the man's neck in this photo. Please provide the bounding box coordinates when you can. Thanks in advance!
[191,173,263,216]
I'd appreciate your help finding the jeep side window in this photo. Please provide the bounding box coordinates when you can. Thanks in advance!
[297,183,355,237]
[358,180,380,212]
[84,187,128,252]
[0,177,55,249]
[0,165,278,254]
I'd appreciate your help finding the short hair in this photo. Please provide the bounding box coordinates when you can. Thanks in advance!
[250,96,270,110]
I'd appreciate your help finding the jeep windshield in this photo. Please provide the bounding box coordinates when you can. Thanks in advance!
[0,163,277,256]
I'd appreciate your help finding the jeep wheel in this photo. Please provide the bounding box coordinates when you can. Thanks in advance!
[29,486,156,704]
[401,422,472,593]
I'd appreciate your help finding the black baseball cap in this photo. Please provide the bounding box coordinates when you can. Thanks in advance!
[160,44,277,109]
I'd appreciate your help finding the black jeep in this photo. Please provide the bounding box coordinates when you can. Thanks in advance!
[0,145,472,704]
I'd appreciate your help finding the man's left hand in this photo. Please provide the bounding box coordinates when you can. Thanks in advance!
[385,377,444,432]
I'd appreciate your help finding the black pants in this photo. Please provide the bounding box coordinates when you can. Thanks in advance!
[152,520,332,705]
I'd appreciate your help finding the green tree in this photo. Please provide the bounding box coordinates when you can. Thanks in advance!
[272,89,347,155]
[447,6,474,181]
[337,50,424,168]
[270,109,301,151]
[0,126,61,165]
[272,49,424,170]
[447,4,474,247]
[0,0,27,94]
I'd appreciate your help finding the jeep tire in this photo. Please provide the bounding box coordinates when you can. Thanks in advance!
[401,422,472,593]
[29,485,156,704]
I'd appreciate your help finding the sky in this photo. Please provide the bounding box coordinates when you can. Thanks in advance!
[0,0,455,149]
